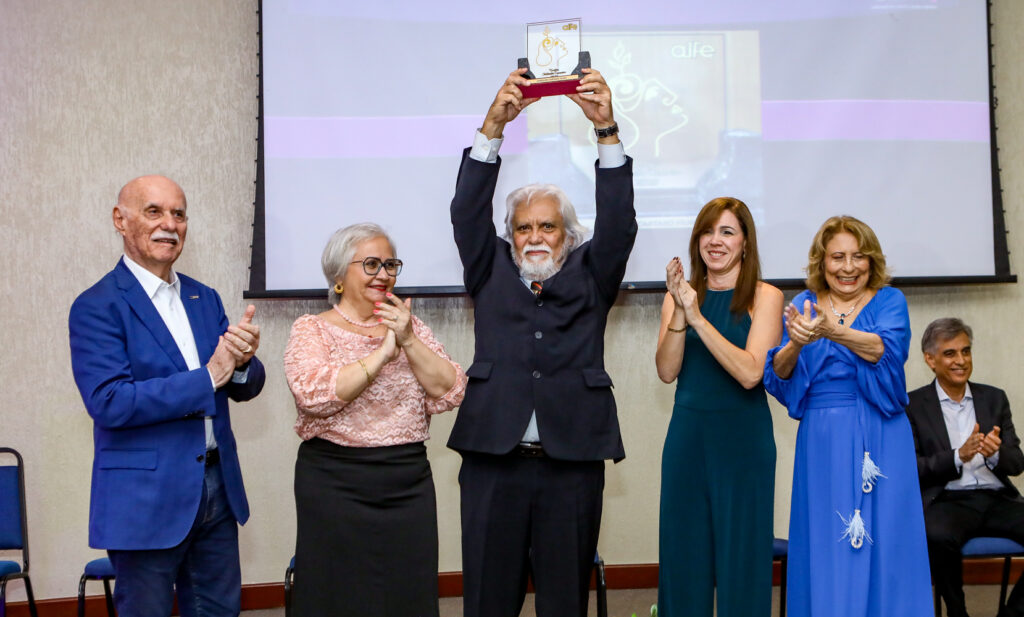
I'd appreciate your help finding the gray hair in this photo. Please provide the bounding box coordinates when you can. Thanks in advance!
[503,184,589,252]
[322,222,395,305]
[921,317,973,354]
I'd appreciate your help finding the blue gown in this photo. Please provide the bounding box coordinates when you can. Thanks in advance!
[763,287,932,617]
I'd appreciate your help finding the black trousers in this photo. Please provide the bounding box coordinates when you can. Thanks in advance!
[293,439,439,617]
[458,451,605,617]
[926,489,1024,617]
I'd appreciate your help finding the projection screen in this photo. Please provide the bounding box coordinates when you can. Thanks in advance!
[248,0,1010,297]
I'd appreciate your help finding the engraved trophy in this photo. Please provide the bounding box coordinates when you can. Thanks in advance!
[518,19,590,98]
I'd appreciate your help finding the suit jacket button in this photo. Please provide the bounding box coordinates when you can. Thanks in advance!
[196,454,204,463]
[536,298,543,307]
[534,331,543,339]
[532,370,541,379]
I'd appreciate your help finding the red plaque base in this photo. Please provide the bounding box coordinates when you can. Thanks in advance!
[520,76,581,99]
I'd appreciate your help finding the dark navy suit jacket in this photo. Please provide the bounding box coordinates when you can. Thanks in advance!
[69,258,265,550]
[906,380,1024,508]
[447,150,636,461]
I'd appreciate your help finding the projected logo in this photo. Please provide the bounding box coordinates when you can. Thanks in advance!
[525,30,764,231]
[604,41,690,158]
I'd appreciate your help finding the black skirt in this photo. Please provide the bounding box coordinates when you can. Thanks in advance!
[292,438,440,617]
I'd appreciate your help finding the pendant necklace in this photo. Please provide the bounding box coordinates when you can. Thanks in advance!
[333,303,378,329]
[828,293,863,326]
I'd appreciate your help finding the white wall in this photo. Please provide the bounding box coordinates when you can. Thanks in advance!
[1,0,1023,602]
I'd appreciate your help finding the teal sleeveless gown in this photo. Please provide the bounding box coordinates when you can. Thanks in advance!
[658,289,776,617]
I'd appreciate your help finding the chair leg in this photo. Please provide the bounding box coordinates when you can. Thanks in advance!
[595,558,608,617]
[103,578,115,617]
[779,557,787,617]
[78,574,88,617]
[22,576,38,617]
[284,567,294,617]
[1000,556,1012,610]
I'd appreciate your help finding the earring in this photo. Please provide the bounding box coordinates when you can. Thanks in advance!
[334,283,344,295]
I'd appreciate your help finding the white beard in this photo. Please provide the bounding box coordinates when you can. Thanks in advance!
[513,243,564,281]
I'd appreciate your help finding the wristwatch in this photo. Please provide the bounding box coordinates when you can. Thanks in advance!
[594,123,619,139]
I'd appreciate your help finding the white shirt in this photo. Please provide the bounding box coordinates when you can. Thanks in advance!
[123,255,224,449]
[938,381,1004,491]
[470,129,626,168]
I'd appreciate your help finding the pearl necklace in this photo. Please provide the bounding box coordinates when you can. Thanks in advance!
[333,303,378,328]
[827,293,864,326]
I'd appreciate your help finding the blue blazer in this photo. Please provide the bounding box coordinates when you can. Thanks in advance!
[69,259,265,550]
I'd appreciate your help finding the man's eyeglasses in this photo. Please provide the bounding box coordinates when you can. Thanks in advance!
[350,257,403,277]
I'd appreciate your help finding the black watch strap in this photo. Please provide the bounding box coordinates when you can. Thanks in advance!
[594,123,619,139]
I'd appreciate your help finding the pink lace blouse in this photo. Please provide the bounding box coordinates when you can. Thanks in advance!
[284,314,467,447]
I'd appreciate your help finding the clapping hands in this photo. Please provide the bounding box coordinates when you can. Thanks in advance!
[784,300,833,347]
[666,257,701,325]
[374,292,414,362]
[959,423,1002,462]
[208,304,260,388]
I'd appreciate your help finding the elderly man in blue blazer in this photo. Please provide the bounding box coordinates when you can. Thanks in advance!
[69,175,265,617]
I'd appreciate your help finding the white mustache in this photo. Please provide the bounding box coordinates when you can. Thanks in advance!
[521,243,552,259]
[151,230,180,243]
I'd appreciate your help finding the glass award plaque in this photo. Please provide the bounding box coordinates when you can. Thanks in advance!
[518,19,590,98]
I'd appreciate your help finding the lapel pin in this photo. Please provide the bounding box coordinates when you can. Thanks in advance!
[189,295,199,300]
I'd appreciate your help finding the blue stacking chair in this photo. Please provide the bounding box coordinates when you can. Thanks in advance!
[77,556,116,616]
[0,447,38,617]
[773,538,789,617]
[932,536,1024,617]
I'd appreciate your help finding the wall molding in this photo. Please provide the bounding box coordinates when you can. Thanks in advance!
[7,560,1022,616]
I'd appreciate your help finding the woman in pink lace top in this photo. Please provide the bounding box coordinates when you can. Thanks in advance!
[284,223,466,617]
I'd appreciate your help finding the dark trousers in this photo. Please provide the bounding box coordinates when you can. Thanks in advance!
[459,451,604,617]
[107,460,240,617]
[926,489,1024,617]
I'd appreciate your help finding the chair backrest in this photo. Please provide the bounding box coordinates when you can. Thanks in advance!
[0,447,28,569]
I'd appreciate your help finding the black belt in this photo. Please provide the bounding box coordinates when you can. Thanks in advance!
[515,443,546,458]
[203,449,220,467]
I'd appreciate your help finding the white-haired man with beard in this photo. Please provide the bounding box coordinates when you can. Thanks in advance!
[448,68,636,617]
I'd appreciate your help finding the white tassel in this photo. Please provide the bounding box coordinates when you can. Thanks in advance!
[838,509,872,549]
[861,451,886,493]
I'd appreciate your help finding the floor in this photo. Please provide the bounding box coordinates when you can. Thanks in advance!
[242,585,1007,616]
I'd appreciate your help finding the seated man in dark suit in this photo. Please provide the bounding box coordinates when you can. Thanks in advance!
[907,317,1024,617]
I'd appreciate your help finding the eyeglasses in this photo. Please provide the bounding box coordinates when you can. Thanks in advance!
[350,256,403,277]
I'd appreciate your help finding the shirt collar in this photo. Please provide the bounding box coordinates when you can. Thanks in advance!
[122,254,180,300]
[936,380,973,404]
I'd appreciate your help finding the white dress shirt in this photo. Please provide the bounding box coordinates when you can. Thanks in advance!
[123,255,221,449]
[938,381,1004,491]
[470,129,626,168]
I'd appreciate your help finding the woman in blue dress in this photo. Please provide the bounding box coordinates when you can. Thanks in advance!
[655,197,783,617]
[763,216,932,617]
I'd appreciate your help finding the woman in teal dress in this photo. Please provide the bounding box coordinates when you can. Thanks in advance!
[763,216,932,617]
[655,197,783,617]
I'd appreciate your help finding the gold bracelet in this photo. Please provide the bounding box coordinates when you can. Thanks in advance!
[667,326,686,333]
[356,358,372,385]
